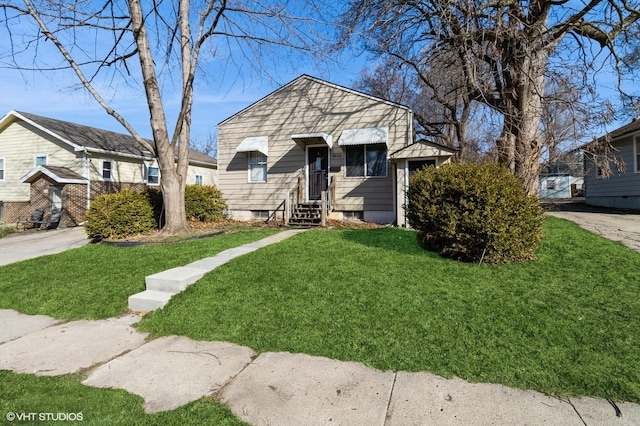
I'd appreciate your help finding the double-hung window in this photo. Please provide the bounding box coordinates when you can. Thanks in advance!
[0,158,4,181]
[249,152,267,182]
[195,174,203,185]
[147,166,160,185]
[345,144,387,177]
[102,160,113,180]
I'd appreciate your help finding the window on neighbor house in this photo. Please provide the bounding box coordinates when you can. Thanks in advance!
[147,166,160,185]
[636,138,640,173]
[102,160,113,180]
[0,158,4,181]
[345,144,387,177]
[195,174,203,185]
[35,154,47,167]
[546,179,556,190]
[249,152,267,182]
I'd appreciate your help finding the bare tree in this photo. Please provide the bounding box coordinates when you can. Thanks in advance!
[0,0,331,234]
[191,131,218,159]
[340,0,640,195]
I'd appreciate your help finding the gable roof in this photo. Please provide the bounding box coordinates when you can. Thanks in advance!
[21,165,87,184]
[217,74,413,126]
[0,110,217,167]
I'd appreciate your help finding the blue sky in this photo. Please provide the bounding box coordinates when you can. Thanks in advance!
[0,0,368,145]
[0,53,370,143]
[0,1,634,154]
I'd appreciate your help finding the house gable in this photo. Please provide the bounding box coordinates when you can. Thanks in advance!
[217,74,414,223]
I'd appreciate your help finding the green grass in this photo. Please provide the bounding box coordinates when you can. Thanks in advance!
[138,217,640,403]
[0,229,279,319]
[0,224,15,238]
[0,371,246,425]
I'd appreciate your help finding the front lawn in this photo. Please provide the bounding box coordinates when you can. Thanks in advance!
[0,371,246,425]
[138,217,640,403]
[0,229,279,319]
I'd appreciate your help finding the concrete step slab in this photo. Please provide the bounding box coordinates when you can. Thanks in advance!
[0,320,148,376]
[145,266,208,293]
[128,290,173,312]
[219,351,394,425]
[83,336,256,413]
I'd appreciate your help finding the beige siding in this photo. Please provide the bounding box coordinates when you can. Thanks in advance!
[187,164,218,186]
[0,121,81,201]
[88,155,145,183]
[218,77,411,216]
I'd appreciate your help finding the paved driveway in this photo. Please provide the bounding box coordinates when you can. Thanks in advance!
[0,227,89,266]
[545,201,640,253]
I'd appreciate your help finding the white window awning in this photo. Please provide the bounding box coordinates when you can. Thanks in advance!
[291,133,333,148]
[338,126,388,146]
[236,136,268,156]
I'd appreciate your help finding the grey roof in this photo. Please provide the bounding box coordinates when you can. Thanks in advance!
[607,119,640,140]
[21,165,87,184]
[12,111,217,167]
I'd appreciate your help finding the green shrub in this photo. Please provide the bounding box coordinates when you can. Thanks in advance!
[185,185,226,222]
[407,162,544,264]
[85,190,157,240]
[145,187,164,227]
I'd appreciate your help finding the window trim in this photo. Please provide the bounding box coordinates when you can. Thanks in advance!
[34,154,48,167]
[101,160,113,181]
[0,157,5,181]
[248,151,267,183]
[146,165,160,185]
[194,174,204,185]
[344,143,388,178]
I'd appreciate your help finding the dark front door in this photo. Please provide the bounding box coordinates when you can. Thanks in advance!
[308,146,328,201]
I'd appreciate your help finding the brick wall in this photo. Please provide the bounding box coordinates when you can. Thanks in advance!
[3,179,147,227]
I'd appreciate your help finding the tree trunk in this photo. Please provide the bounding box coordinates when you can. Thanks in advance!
[129,0,189,234]
[498,48,547,196]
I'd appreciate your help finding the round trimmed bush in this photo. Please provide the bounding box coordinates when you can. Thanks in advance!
[85,189,157,240]
[407,162,544,264]
[185,184,226,222]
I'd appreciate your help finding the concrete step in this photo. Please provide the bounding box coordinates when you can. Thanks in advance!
[128,290,173,312]
[145,267,208,293]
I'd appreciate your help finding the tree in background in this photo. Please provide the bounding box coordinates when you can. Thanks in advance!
[341,0,640,194]
[1,0,331,234]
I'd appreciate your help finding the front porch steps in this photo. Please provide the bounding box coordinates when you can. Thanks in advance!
[288,202,322,227]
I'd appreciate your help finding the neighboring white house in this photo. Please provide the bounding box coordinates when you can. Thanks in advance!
[0,110,217,226]
[216,75,457,226]
[582,120,640,209]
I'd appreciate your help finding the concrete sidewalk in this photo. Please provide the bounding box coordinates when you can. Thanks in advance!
[1,309,638,425]
[0,226,89,266]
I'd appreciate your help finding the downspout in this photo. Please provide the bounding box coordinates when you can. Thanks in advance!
[83,149,91,211]
[404,109,415,227]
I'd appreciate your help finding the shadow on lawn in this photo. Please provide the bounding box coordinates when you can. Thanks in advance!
[336,227,441,258]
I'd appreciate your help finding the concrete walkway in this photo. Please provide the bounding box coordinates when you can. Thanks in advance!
[1,309,638,425]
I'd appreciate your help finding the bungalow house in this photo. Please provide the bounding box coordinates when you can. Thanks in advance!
[583,119,640,209]
[217,75,457,227]
[0,110,217,227]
